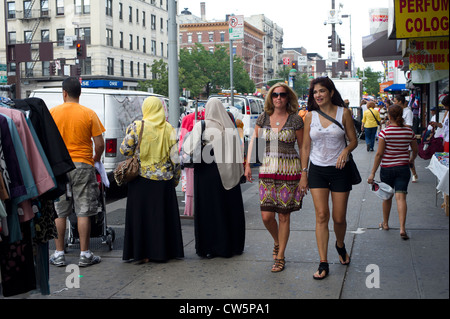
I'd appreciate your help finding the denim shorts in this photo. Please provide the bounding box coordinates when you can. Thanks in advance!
[54,162,99,218]
[308,162,352,192]
[380,165,411,194]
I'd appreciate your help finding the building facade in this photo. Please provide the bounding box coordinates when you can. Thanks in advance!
[1,0,171,98]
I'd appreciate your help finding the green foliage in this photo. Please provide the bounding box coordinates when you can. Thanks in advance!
[356,67,383,97]
[139,43,255,98]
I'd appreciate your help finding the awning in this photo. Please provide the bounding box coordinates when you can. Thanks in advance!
[384,83,409,93]
[362,30,403,62]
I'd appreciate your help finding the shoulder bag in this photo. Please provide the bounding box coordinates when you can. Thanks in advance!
[368,108,380,126]
[181,120,205,169]
[114,120,144,186]
[316,109,362,185]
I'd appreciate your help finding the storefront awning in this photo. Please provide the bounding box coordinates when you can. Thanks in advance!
[384,83,408,93]
[362,30,403,62]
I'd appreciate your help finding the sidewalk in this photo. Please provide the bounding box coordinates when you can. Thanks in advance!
[10,141,449,301]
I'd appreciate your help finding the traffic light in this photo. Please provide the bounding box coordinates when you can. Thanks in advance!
[339,42,346,56]
[75,40,86,59]
[344,60,349,70]
[49,62,56,75]
[292,62,297,70]
[328,35,332,48]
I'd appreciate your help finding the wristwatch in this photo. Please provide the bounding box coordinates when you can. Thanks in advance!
[302,167,308,172]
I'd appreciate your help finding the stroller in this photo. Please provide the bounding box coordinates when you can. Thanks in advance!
[66,170,115,251]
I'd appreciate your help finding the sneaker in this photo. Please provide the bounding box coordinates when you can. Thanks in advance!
[412,174,418,183]
[49,253,66,267]
[79,253,101,267]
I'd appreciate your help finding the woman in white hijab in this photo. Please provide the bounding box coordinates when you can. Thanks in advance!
[183,98,245,258]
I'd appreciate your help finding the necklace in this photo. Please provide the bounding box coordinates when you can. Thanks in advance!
[276,121,280,126]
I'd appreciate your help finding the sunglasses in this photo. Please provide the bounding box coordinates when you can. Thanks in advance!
[271,92,288,98]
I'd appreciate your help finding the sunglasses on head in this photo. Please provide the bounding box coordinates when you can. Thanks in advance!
[271,92,288,98]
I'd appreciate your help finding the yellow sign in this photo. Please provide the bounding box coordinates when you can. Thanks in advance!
[408,37,449,70]
[395,0,449,38]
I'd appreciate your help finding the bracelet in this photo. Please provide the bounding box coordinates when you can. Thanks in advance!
[302,167,308,172]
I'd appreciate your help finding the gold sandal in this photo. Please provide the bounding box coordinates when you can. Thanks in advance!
[271,258,285,273]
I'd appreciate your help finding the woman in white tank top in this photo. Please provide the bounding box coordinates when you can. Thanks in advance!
[299,77,358,280]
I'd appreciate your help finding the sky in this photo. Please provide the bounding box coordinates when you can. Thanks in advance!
[177,0,390,73]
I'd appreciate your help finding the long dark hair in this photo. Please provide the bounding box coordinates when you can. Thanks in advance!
[307,76,346,111]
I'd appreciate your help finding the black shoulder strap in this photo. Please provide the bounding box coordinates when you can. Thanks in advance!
[316,109,344,131]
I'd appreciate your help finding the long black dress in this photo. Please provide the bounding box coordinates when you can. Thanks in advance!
[194,148,245,258]
[122,176,184,262]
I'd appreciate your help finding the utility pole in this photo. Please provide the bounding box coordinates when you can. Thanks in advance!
[331,0,337,78]
[168,0,180,128]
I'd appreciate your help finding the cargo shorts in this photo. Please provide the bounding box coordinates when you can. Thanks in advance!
[54,162,99,218]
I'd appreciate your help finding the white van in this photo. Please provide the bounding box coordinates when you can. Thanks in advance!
[29,88,169,187]
[208,95,265,138]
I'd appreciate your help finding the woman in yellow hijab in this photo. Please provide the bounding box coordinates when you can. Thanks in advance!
[120,96,184,263]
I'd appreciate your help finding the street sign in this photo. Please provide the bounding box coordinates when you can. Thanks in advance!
[298,56,307,66]
[0,64,7,71]
[328,51,339,63]
[283,57,290,65]
[229,15,244,40]
[0,76,7,83]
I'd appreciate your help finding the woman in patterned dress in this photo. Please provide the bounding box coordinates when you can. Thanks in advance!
[244,83,304,272]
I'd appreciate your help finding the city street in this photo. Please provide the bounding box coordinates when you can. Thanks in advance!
[5,140,448,306]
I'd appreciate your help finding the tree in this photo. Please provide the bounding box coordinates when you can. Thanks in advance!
[356,66,383,97]
[137,59,168,96]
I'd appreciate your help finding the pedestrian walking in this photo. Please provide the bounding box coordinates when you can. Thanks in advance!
[121,97,184,263]
[299,76,358,280]
[244,83,304,273]
[49,77,105,267]
[367,104,418,240]
[183,98,245,259]
[394,94,418,182]
[362,101,381,151]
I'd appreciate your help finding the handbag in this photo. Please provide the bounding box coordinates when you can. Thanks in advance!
[316,109,362,185]
[114,120,144,186]
[181,120,205,169]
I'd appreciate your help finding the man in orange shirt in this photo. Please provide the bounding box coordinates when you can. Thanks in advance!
[49,77,105,267]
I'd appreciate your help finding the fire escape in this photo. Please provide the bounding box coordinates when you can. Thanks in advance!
[18,0,51,77]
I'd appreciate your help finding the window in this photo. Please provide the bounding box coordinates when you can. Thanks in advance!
[24,1,32,18]
[143,63,147,78]
[129,6,132,22]
[130,61,134,77]
[8,32,16,44]
[119,3,123,19]
[197,33,202,43]
[119,32,123,48]
[151,15,156,30]
[160,18,164,31]
[160,42,164,57]
[142,11,146,27]
[56,29,65,46]
[82,27,91,44]
[187,34,192,44]
[40,0,49,16]
[41,29,50,42]
[42,61,50,76]
[107,58,114,75]
[106,0,112,16]
[76,0,90,14]
[106,29,113,46]
[136,9,139,23]
[142,38,146,53]
[209,32,214,42]
[129,34,133,50]
[151,40,156,55]
[137,62,140,76]
[7,2,15,19]
[220,32,225,42]
[136,36,139,50]
[120,60,124,76]
[56,0,64,15]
